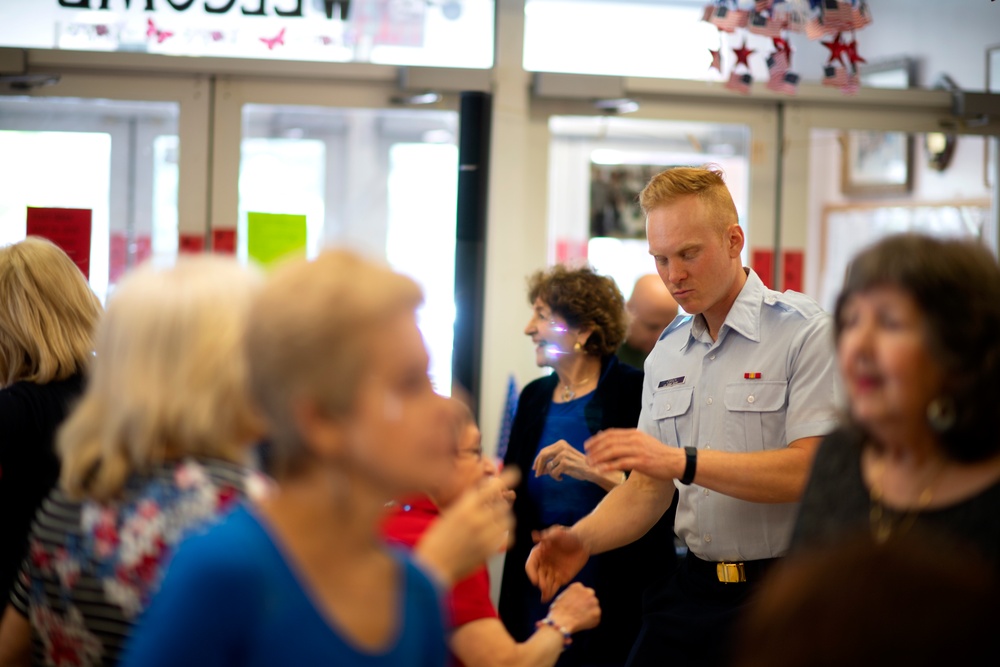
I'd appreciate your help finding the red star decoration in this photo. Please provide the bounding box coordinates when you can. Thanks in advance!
[822,32,848,66]
[844,39,866,69]
[732,40,755,69]
[709,48,722,72]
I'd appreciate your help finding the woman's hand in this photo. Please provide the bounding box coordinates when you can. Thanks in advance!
[533,440,624,491]
[415,467,519,587]
[546,582,601,635]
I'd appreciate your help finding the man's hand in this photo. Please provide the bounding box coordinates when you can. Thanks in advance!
[584,428,683,481]
[526,525,591,602]
[415,467,519,587]
[533,440,624,491]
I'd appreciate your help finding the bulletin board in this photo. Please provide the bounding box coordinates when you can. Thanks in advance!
[818,199,992,312]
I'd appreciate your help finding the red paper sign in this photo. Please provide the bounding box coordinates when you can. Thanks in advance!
[211,228,236,255]
[179,233,205,254]
[751,248,774,289]
[782,250,804,293]
[26,207,92,279]
[110,232,155,283]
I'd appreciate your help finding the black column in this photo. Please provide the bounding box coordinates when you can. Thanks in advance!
[452,91,492,416]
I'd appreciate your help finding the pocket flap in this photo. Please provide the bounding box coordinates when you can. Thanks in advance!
[723,381,787,412]
[652,386,693,420]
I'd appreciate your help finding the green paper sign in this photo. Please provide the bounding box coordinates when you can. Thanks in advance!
[247,212,307,267]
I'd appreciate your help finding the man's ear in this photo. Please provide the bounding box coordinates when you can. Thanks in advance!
[290,398,345,460]
[727,223,745,258]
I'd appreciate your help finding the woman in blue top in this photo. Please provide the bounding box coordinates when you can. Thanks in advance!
[121,249,515,667]
[498,265,677,667]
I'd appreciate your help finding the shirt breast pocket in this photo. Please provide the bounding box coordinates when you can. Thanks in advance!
[723,381,787,452]
[651,386,693,447]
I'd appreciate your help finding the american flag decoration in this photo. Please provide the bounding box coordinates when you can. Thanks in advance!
[820,0,855,34]
[725,71,753,94]
[822,64,848,87]
[851,1,873,30]
[711,5,742,33]
[767,71,800,95]
[767,51,790,78]
[701,0,870,99]
[748,10,784,38]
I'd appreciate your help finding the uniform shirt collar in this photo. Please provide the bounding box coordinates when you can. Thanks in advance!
[684,268,764,348]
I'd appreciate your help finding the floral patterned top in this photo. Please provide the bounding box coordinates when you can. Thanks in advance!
[9,458,255,667]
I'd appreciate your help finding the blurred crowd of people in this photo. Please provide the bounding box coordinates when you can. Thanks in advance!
[1,165,997,667]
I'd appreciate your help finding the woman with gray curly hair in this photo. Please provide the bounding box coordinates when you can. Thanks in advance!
[499,264,676,667]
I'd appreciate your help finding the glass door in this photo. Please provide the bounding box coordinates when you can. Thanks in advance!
[0,73,209,302]
[534,96,780,306]
[211,78,462,393]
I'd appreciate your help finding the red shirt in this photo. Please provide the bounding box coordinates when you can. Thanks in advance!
[381,495,498,667]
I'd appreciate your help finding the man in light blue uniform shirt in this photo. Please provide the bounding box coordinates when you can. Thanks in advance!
[525,166,839,667]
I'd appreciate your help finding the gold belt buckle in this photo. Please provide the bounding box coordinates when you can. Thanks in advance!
[716,562,746,583]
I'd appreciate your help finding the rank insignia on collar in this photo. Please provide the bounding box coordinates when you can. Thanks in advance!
[744,372,762,379]
[658,376,685,388]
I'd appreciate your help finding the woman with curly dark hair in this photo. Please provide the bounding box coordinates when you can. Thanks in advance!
[498,265,676,667]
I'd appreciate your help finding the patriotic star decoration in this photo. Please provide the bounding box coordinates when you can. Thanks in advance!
[709,48,722,72]
[822,32,849,66]
[733,40,755,69]
[844,39,866,69]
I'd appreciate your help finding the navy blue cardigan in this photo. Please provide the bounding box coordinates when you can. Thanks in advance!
[498,356,677,666]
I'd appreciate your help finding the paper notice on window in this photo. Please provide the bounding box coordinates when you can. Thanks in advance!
[247,212,307,267]
[26,207,93,278]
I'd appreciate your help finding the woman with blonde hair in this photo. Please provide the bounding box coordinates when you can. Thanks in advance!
[0,255,264,667]
[0,237,101,603]
[121,249,516,667]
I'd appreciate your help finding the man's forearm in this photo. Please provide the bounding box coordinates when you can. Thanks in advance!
[692,437,821,503]
[573,472,673,555]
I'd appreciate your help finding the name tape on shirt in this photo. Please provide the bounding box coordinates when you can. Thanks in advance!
[658,376,685,388]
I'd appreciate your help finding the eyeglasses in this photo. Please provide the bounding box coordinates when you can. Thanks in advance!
[457,446,484,461]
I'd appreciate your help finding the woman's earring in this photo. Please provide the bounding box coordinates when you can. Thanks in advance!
[927,396,957,433]
[574,342,582,352]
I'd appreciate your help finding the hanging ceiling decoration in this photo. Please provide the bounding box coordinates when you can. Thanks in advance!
[702,0,873,97]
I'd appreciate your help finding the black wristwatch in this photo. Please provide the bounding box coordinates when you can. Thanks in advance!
[680,446,697,485]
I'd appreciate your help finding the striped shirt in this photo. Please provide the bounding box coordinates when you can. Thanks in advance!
[9,458,251,667]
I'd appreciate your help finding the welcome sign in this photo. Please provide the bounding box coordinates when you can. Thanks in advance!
[0,0,493,67]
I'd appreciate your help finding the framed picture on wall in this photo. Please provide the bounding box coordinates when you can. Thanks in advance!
[589,163,679,239]
[840,58,916,196]
[841,130,913,195]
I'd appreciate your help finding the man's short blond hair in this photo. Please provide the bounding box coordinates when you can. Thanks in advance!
[244,249,423,479]
[59,256,263,501]
[0,237,102,387]
[639,165,739,234]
